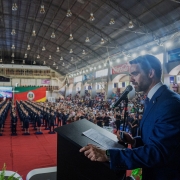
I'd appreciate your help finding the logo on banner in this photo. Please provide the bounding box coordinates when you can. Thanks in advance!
[112,63,129,74]
[27,91,35,100]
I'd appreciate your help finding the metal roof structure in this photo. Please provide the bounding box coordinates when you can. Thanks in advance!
[0,0,180,76]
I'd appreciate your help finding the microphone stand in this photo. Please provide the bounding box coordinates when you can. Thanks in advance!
[117,96,129,148]
[123,97,128,131]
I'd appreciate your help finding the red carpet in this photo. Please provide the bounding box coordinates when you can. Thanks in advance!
[0,112,57,179]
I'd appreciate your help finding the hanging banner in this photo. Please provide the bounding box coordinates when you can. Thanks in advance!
[14,87,46,102]
[83,73,94,81]
[41,79,50,84]
[112,63,129,74]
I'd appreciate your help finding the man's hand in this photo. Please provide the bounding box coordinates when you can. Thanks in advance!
[79,144,108,162]
[117,130,135,146]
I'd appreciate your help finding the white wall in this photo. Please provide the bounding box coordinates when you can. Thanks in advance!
[21,79,36,86]
[12,79,20,86]
[46,91,61,98]
[0,78,60,87]
[0,82,11,86]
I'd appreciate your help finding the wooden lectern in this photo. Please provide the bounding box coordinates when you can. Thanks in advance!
[55,119,126,180]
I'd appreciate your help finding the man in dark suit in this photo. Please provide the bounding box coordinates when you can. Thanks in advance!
[80,54,180,180]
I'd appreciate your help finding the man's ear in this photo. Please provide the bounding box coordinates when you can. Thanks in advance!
[149,69,155,78]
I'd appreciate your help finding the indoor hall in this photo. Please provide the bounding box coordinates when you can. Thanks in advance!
[0,0,180,179]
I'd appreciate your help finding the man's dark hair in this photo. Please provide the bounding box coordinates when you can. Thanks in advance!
[129,54,162,79]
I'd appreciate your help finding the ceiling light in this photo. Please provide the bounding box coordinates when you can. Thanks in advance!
[11,45,15,49]
[33,61,36,64]
[42,46,46,51]
[79,71,82,74]
[152,47,157,52]
[62,62,65,66]
[66,9,72,17]
[11,29,16,35]
[69,33,73,40]
[128,20,134,28]
[40,4,45,14]
[104,63,106,67]
[11,59,14,64]
[56,66,58,69]
[71,57,73,61]
[12,3,18,11]
[27,44,31,50]
[51,32,55,38]
[85,37,90,42]
[109,62,112,65]
[11,53,15,57]
[43,61,46,65]
[69,49,73,53]
[49,55,52,59]
[124,56,128,60]
[89,12,95,21]
[60,56,63,60]
[37,54,40,59]
[24,53,27,58]
[165,41,172,48]
[86,69,88,72]
[32,30,36,36]
[116,59,120,62]
[100,38,105,44]
[82,50,86,55]
[22,60,25,64]
[53,62,56,66]
[94,67,96,70]
[140,50,146,55]
[109,18,115,25]
[98,65,101,68]
[56,47,60,52]
[132,53,137,58]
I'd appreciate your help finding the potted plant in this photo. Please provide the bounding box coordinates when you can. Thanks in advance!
[0,164,22,180]
[131,168,142,180]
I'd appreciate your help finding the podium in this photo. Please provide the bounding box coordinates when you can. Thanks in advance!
[55,119,126,180]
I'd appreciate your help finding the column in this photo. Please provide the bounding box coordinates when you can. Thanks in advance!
[80,82,85,97]
[72,84,76,97]
[91,82,96,98]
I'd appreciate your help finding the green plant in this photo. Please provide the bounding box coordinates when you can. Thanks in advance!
[0,164,21,180]
[131,168,142,180]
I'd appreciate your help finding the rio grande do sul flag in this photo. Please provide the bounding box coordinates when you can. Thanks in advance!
[14,87,46,102]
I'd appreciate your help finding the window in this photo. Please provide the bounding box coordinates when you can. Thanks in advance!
[114,83,118,88]
[96,83,104,90]
[96,69,108,78]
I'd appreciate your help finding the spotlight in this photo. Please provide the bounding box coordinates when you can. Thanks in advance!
[128,20,134,28]
[40,5,45,14]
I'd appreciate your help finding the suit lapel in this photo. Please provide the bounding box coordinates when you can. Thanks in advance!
[140,85,167,129]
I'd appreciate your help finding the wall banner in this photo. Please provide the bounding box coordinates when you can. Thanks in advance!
[112,63,129,74]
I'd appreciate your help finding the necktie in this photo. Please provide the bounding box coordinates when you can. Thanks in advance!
[144,97,149,111]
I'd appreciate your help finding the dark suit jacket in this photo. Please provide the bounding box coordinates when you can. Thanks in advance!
[109,85,180,180]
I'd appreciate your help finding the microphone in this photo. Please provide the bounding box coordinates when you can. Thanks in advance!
[113,85,133,108]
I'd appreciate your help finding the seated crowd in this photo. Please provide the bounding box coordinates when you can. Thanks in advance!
[0,91,146,137]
